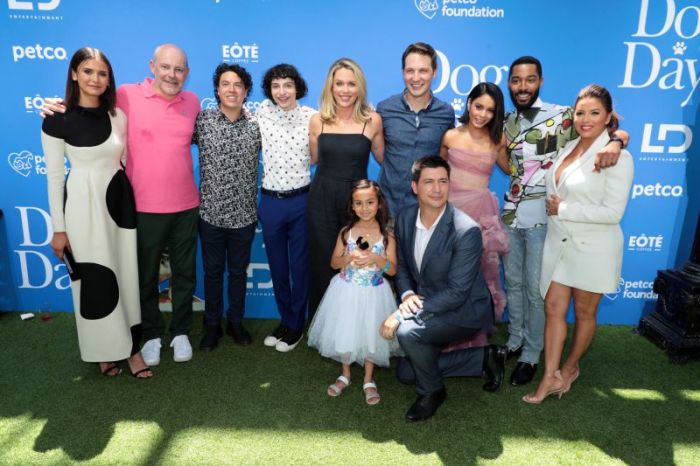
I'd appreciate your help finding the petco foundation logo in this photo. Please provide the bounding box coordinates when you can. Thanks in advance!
[12,44,67,62]
[432,50,507,111]
[7,0,63,20]
[627,233,664,252]
[414,0,505,20]
[604,277,658,301]
[221,42,259,64]
[200,98,261,113]
[7,150,69,177]
[638,123,692,162]
[630,183,684,199]
[620,0,700,107]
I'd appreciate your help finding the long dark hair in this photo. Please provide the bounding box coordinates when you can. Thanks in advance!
[340,179,389,248]
[65,47,116,116]
[458,82,504,145]
[574,84,620,132]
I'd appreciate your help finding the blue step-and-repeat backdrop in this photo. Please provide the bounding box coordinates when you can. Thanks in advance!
[1,0,698,324]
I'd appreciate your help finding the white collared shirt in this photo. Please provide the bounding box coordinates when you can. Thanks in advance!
[401,206,447,301]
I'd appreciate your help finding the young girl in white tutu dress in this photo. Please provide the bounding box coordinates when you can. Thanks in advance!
[308,179,401,405]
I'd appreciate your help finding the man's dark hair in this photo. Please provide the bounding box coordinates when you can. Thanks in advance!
[261,63,308,102]
[508,55,543,78]
[401,42,437,71]
[213,63,252,104]
[411,155,451,182]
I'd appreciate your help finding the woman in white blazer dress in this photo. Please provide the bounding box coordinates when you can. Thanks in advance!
[523,85,633,404]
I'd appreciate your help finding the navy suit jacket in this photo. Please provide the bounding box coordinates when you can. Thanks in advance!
[395,203,493,330]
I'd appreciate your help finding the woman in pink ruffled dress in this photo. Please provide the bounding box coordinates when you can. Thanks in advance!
[439,82,509,349]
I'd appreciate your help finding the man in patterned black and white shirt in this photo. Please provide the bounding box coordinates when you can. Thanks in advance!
[193,63,261,352]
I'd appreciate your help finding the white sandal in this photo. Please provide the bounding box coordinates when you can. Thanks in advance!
[327,375,351,397]
[363,381,381,405]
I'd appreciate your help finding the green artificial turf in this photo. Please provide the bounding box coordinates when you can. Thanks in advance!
[0,311,699,465]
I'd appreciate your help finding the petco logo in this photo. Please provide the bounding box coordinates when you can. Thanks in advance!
[24,94,59,114]
[415,0,505,20]
[7,150,69,177]
[627,233,664,252]
[433,50,508,99]
[631,183,684,199]
[12,44,67,62]
[7,0,59,10]
[620,0,700,107]
[604,277,657,301]
[221,42,259,63]
[641,123,692,154]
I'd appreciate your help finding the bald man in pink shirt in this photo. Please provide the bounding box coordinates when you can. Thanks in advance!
[119,44,201,366]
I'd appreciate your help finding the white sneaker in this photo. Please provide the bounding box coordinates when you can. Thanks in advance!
[171,335,193,362]
[141,338,161,366]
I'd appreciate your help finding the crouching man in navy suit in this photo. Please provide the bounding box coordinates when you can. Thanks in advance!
[380,155,498,422]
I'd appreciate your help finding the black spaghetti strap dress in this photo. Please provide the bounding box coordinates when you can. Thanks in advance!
[307,121,370,319]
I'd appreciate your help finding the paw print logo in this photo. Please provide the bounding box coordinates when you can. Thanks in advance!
[451,98,464,113]
[673,41,687,56]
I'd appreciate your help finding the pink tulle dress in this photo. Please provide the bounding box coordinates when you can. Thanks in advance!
[444,147,508,350]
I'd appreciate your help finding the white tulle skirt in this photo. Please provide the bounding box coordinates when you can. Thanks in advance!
[307,274,402,367]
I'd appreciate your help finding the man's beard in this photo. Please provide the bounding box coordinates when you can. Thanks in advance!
[509,87,540,112]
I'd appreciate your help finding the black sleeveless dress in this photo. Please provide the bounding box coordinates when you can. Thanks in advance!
[307,122,370,318]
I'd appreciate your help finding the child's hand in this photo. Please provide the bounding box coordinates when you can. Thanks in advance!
[350,249,370,267]
[379,312,400,340]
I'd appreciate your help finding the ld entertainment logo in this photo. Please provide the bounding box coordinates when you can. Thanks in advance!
[7,0,59,10]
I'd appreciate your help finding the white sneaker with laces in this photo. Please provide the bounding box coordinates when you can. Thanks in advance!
[171,335,193,362]
[141,338,161,366]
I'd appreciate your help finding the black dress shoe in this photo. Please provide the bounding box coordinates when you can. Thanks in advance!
[199,325,222,352]
[226,322,253,346]
[506,346,522,361]
[510,362,538,386]
[482,344,506,392]
[405,388,447,422]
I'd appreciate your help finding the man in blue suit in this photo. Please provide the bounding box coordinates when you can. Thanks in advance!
[381,155,502,421]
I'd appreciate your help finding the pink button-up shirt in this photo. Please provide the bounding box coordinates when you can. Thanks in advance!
[117,78,201,213]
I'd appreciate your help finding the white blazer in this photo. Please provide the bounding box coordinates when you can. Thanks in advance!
[540,131,634,297]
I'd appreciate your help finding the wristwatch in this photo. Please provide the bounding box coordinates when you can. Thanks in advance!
[609,136,625,149]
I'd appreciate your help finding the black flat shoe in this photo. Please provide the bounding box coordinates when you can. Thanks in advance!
[199,325,223,352]
[506,346,522,361]
[405,388,447,422]
[510,362,538,386]
[482,345,506,392]
[227,322,253,346]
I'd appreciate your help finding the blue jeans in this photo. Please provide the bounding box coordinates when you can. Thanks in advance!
[504,225,546,364]
[199,219,256,326]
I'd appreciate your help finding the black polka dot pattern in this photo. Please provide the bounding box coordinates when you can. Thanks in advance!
[106,170,137,229]
[79,262,119,320]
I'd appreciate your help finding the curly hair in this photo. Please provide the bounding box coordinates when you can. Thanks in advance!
[261,63,307,102]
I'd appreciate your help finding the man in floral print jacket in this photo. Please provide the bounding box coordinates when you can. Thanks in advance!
[501,56,628,387]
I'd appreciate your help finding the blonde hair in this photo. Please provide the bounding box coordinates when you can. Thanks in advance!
[319,58,372,124]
